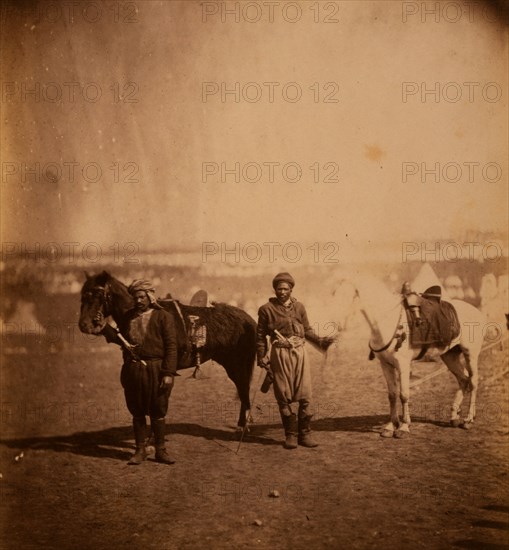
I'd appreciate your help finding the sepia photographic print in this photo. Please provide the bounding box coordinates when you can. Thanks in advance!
[1,1,508,548]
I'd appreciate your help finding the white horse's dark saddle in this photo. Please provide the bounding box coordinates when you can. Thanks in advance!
[402,284,460,348]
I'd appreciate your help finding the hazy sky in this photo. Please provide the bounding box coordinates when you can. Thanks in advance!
[1,0,507,254]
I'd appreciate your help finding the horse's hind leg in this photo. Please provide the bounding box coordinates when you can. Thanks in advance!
[441,350,464,427]
[222,358,252,429]
[441,347,474,427]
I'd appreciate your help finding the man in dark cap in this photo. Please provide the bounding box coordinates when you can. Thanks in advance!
[256,272,336,449]
[119,279,178,465]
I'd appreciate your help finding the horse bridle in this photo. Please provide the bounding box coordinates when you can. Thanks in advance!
[82,283,113,324]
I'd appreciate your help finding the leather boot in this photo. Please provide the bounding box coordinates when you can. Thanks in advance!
[128,417,147,465]
[152,418,175,464]
[298,414,318,447]
[281,413,298,449]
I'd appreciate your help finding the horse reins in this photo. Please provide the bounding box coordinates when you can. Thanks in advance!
[367,306,406,358]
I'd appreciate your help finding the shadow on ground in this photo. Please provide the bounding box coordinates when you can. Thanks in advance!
[0,412,473,461]
[0,422,280,460]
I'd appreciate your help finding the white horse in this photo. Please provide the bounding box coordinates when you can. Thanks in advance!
[332,276,485,438]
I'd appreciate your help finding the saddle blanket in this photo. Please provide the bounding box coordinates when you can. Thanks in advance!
[406,299,460,348]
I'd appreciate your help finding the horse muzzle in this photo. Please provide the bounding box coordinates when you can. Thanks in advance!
[78,311,107,334]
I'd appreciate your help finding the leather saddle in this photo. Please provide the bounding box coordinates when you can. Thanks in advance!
[158,294,210,370]
[402,283,460,349]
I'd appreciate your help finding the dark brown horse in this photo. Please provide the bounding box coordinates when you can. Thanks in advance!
[78,271,256,427]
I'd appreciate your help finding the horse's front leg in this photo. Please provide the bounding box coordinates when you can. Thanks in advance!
[395,358,411,439]
[221,359,253,431]
[443,347,478,429]
[236,403,252,431]
[380,362,400,437]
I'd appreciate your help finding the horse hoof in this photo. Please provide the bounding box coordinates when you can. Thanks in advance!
[380,429,394,438]
[394,429,410,439]
[450,418,462,428]
[236,425,250,433]
[461,421,474,430]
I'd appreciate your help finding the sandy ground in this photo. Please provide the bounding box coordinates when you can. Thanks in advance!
[1,333,508,550]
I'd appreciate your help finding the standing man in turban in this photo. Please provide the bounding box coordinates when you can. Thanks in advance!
[256,272,336,449]
[119,279,178,465]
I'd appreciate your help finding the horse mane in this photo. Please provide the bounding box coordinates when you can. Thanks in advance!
[82,270,117,293]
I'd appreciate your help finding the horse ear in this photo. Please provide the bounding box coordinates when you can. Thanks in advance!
[100,270,111,280]
[84,271,91,280]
